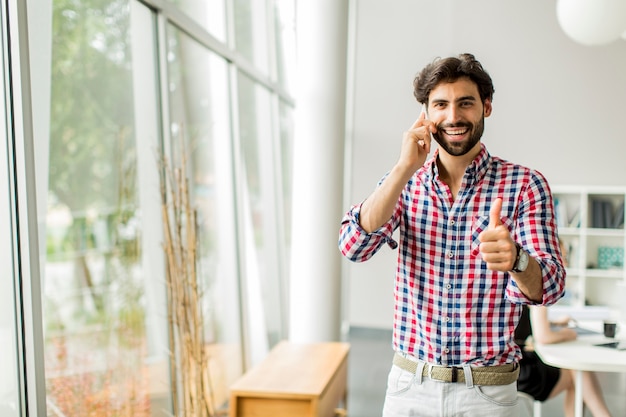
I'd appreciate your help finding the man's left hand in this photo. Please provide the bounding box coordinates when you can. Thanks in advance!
[478,198,517,271]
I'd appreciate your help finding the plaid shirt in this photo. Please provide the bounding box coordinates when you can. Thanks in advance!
[339,144,565,366]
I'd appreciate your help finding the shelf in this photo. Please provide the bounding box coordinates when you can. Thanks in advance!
[585,269,624,279]
[564,267,583,276]
[553,186,626,310]
[558,227,581,235]
[584,228,624,237]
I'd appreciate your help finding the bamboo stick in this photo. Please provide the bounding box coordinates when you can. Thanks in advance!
[159,140,215,417]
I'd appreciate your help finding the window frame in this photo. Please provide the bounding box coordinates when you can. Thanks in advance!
[2,0,47,414]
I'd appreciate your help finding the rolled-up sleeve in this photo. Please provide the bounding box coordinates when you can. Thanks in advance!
[338,202,399,262]
[505,171,566,306]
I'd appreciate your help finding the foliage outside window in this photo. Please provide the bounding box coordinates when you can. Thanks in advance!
[43,0,295,415]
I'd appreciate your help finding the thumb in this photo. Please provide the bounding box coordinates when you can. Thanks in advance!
[489,198,503,229]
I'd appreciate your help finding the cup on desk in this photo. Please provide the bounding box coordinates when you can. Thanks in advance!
[603,321,618,338]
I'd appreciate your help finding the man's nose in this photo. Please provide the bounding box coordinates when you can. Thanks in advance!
[446,106,462,123]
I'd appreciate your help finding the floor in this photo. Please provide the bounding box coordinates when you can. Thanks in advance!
[346,326,626,417]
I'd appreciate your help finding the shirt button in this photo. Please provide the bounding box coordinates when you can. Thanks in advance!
[448,252,453,258]
[450,220,455,226]
[445,316,451,322]
[446,284,452,289]
[444,348,450,354]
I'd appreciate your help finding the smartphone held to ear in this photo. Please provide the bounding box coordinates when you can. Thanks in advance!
[421,104,437,145]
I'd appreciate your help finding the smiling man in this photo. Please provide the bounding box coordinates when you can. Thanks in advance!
[338,53,566,417]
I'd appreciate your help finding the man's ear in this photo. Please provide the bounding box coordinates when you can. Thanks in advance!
[483,99,493,117]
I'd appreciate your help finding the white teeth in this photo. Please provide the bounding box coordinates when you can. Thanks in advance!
[444,128,468,136]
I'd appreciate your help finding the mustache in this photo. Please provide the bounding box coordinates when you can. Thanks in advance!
[436,122,473,130]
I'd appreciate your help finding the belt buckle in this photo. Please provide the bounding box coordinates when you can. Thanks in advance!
[427,363,434,380]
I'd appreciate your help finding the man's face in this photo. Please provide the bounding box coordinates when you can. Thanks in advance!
[426,77,492,157]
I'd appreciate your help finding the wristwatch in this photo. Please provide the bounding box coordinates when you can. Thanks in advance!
[511,243,529,273]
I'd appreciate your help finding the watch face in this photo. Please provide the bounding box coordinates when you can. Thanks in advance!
[516,249,529,272]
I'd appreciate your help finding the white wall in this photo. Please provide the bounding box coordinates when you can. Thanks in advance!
[344,0,626,329]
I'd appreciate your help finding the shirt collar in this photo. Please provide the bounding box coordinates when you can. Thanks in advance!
[425,143,491,185]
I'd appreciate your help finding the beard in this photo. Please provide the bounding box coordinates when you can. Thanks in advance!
[432,116,485,156]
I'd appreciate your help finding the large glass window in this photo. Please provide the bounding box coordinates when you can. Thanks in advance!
[15,0,296,414]
[237,72,285,350]
[233,0,270,76]
[44,1,163,415]
[274,0,296,93]
[166,23,243,408]
[165,0,227,43]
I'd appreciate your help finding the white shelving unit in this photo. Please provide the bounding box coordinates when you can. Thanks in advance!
[552,186,626,312]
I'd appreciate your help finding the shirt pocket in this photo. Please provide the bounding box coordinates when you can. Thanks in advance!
[470,215,515,257]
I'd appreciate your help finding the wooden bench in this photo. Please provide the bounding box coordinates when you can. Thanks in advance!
[229,341,350,417]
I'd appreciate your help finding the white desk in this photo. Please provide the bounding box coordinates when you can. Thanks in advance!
[534,322,626,417]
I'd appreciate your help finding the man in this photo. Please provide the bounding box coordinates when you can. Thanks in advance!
[338,53,565,416]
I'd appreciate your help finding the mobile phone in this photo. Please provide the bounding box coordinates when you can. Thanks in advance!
[421,104,436,144]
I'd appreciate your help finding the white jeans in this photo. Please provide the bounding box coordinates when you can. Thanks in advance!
[381,363,520,417]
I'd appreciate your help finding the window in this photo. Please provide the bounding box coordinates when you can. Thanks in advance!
[44,1,160,414]
[237,71,285,352]
[165,0,227,43]
[233,0,270,76]
[166,23,243,404]
[15,0,296,414]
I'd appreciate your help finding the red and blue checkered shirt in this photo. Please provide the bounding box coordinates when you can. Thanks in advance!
[339,144,565,366]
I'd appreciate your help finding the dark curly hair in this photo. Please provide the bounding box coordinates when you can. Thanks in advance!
[413,53,495,105]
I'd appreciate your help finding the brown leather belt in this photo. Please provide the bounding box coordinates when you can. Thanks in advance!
[393,353,519,386]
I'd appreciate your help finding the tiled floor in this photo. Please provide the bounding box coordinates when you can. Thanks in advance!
[346,326,626,417]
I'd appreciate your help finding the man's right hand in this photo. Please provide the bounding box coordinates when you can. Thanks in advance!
[398,111,437,173]
[359,112,437,233]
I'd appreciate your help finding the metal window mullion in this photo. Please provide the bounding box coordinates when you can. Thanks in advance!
[5,0,46,415]
[269,93,288,337]
[156,13,172,161]
[152,10,179,414]
[268,0,292,337]
[227,63,250,372]
[266,0,278,85]
[0,4,22,416]
[265,0,285,265]
[339,0,359,339]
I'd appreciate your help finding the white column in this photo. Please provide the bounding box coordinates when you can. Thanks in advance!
[289,0,349,342]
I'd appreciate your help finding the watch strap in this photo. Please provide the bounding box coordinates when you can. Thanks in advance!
[511,242,524,273]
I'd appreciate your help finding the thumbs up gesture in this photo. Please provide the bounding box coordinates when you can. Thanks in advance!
[479,198,517,272]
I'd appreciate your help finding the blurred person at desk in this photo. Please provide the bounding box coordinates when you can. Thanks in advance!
[515,240,613,416]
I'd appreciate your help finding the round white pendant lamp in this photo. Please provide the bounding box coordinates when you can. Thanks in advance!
[556,0,626,46]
